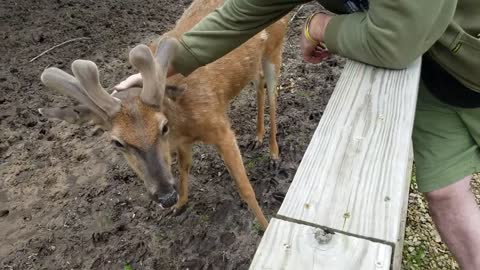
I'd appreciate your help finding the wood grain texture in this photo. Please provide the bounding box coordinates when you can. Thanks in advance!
[392,145,413,270]
[277,59,421,244]
[250,218,392,270]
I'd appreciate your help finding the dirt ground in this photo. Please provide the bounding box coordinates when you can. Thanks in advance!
[0,1,341,269]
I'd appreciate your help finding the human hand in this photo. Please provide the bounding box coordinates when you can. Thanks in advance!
[114,72,143,91]
[300,12,333,64]
[114,65,177,91]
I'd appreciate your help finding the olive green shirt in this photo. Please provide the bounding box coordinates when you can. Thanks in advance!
[172,0,480,91]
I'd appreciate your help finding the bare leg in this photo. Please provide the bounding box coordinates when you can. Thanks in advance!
[174,144,192,211]
[425,176,480,270]
[215,127,268,230]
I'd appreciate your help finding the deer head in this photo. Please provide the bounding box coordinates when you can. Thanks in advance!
[39,37,184,208]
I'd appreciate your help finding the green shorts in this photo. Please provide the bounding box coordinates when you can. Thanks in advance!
[412,80,480,192]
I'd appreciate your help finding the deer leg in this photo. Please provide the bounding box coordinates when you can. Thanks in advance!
[263,60,280,167]
[215,127,268,230]
[174,144,192,212]
[249,77,266,150]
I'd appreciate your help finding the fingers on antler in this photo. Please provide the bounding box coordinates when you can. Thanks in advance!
[129,37,179,107]
[40,67,110,122]
[71,60,120,116]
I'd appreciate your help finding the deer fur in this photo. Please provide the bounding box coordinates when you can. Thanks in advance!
[39,0,288,230]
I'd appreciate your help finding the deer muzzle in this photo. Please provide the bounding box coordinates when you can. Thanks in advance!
[151,190,178,208]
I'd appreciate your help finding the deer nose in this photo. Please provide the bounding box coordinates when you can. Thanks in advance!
[156,190,178,208]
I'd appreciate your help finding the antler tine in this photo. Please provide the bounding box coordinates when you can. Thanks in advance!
[41,67,110,122]
[71,60,121,117]
[129,37,178,107]
[129,44,163,107]
[154,36,178,73]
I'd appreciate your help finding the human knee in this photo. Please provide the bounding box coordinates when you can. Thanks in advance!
[425,188,455,204]
[425,176,471,203]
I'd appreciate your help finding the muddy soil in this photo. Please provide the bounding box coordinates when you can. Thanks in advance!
[0,1,343,269]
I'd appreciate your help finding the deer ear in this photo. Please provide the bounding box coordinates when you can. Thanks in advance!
[38,105,108,129]
[165,84,187,101]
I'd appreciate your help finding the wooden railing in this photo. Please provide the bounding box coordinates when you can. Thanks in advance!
[250,58,421,269]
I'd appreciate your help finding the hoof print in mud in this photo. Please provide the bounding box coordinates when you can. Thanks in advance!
[308,111,322,121]
[268,158,282,172]
[92,232,110,243]
[272,168,290,183]
[0,209,9,217]
[269,177,279,186]
[272,192,286,203]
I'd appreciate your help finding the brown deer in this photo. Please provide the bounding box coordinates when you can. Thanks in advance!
[38,0,288,230]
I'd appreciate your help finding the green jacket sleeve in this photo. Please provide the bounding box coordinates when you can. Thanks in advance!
[172,0,307,76]
[323,0,457,69]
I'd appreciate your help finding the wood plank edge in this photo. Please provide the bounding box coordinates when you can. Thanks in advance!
[392,144,414,270]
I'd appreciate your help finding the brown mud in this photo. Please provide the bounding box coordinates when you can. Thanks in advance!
[0,1,343,269]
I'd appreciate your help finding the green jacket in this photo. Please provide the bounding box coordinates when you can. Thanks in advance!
[172,0,480,91]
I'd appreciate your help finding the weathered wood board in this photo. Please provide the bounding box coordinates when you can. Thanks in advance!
[392,145,414,269]
[250,218,392,270]
[277,58,420,245]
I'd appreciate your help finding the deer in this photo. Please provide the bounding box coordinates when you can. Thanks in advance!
[38,0,288,230]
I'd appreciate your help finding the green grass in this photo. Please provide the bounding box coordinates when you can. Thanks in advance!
[296,90,310,98]
[252,220,263,234]
[403,245,427,270]
[246,153,270,170]
[199,214,209,223]
[245,160,256,170]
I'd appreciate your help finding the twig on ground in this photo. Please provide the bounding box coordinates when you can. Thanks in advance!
[289,4,305,23]
[29,37,91,62]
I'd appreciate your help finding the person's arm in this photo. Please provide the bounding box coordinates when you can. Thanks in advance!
[314,0,457,69]
[172,0,308,76]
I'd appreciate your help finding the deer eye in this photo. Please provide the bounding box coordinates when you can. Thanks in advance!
[111,139,125,149]
[161,123,169,136]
